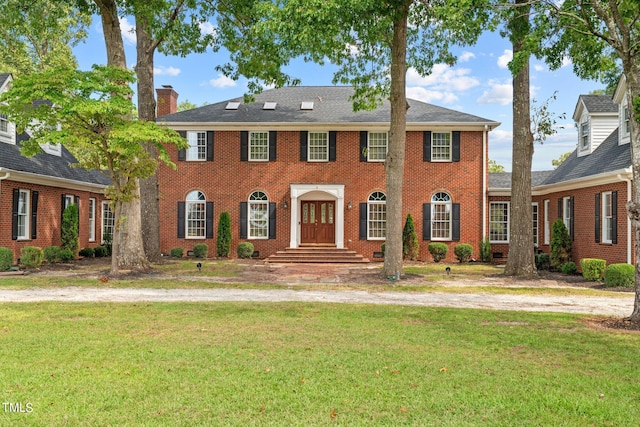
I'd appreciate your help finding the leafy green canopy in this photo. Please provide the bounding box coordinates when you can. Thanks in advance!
[0,66,187,204]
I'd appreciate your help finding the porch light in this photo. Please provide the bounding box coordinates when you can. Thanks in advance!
[347,202,352,209]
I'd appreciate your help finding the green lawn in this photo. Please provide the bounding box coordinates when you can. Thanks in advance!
[1,302,638,426]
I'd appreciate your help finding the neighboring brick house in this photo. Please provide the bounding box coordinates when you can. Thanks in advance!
[0,73,111,263]
[489,84,635,266]
[156,86,500,261]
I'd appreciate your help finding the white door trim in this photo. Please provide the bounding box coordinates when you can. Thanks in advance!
[289,184,345,248]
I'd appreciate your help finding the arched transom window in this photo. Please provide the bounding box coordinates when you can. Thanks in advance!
[368,191,386,240]
[186,191,206,238]
[249,191,269,238]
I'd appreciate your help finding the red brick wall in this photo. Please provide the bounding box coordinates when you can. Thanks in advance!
[158,129,487,262]
[0,180,107,263]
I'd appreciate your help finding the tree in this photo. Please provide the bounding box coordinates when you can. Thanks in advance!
[488,159,506,172]
[552,152,572,169]
[178,99,198,111]
[0,66,186,276]
[550,219,571,270]
[217,212,232,257]
[217,0,492,277]
[61,203,79,254]
[402,214,419,261]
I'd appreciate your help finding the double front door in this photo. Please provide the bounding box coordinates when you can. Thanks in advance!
[301,201,335,244]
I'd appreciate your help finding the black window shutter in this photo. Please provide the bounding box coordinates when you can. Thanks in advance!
[269,202,276,239]
[206,131,214,161]
[423,131,432,162]
[594,193,601,243]
[360,131,368,162]
[570,196,574,241]
[240,202,248,239]
[452,203,460,241]
[452,131,461,162]
[31,191,39,240]
[557,198,563,220]
[75,195,80,235]
[177,202,185,238]
[11,188,19,240]
[269,131,277,161]
[329,131,337,161]
[240,131,248,161]
[359,203,367,240]
[300,131,308,161]
[61,194,66,227]
[177,131,186,161]
[206,202,214,239]
[423,203,431,240]
[612,191,618,244]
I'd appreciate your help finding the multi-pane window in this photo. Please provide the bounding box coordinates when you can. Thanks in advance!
[0,114,8,133]
[532,202,538,247]
[602,192,613,244]
[431,132,451,161]
[249,131,269,161]
[563,196,572,231]
[581,122,589,149]
[308,132,329,161]
[187,131,206,161]
[543,199,550,245]
[102,202,115,243]
[489,202,509,243]
[368,132,387,161]
[368,192,386,239]
[16,190,29,240]
[186,191,206,238]
[624,106,630,135]
[249,191,269,239]
[88,198,96,242]
[431,192,452,240]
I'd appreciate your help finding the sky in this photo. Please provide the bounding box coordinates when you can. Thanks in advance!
[72,16,609,172]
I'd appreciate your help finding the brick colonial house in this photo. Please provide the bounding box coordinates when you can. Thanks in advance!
[156,86,500,262]
[489,78,635,266]
[0,73,111,262]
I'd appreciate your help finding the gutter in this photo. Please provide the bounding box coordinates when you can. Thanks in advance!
[617,173,633,264]
[0,167,10,181]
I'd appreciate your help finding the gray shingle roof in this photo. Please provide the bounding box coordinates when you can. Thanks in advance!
[0,73,10,87]
[0,134,111,186]
[159,86,499,125]
[489,171,554,189]
[575,94,618,116]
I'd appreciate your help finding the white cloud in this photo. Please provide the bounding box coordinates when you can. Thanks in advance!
[199,21,216,36]
[154,66,181,76]
[407,86,458,104]
[407,64,480,91]
[477,79,512,105]
[533,64,545,72]
[208,74,237,88]
[459,51,476,62]
[119,17,136,44]
[497,49,512,69]
[561,56,572,68]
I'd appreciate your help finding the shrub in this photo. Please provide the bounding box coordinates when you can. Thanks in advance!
[79,247,95,258]
[428,242,448,263]
[61,203,79,253]
[535,253,550,271]
[193,243,208,258]
[604,264,635,288]
[402,214,419,261]
[102,231,113,256]
[217,211,232,257]
[454,243,473,263]
[170,248,184,258]
[59,249,75,263]
[44,246,61,264]
[94,246,108,258]
[580,258,606,281]
[20,246,43,268]
[550,220,571,270]
[560,261,577,275]
[237,242,254,259]
[381,243,386,253]
[0,247,13,271]
[479,237,491,263]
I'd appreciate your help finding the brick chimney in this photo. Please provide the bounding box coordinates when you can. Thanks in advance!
[156,85,179,116]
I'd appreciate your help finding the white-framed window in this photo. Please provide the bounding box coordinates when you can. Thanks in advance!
[431,132,451,161]
[489,202,509,243]
[532,202,538,247]
[248,191,269,239]
[40,142,62,156]
[431,192,452,240]
[563,196,572,231]
[624,106,630,135]
[602,191,613,244]
[16,190,30,240]
[367,191,386,240]
[0,113,8,134]
[186,190,206,238]
[367,132,387,161]
[102,201,115,243]
[249,131,269,161]
[64,194,75,209]
[581,122,589,149]
[187,131,206,161]
[88,198,96,242]
[543,199,550,245]
[308,132,329,162]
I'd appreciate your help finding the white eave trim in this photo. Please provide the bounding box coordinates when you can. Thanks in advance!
[1,168,108,193]
[159,121,501,132]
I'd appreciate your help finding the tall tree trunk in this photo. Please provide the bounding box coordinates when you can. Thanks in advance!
[136,15,162,262]
[504,0,536,277]
[383,1,410,278]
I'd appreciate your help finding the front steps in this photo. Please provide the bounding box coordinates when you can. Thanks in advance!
[265,247,370,263]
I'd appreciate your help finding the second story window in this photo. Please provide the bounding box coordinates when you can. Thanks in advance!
[367,132,387,161]
[0,114,8,134]
[187,131,207,161]
[431,132,451,161]
[249,131,269,161]
[308,132,329,162]
[581,122,589,149]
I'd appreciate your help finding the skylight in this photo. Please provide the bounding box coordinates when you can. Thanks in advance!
[225,102,240,110]
[263,102,277,110]
[301,102,314,110]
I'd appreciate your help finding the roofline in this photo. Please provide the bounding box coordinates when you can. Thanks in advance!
[0,167,108,193]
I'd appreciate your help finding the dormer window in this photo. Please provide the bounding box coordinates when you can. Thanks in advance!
[624,106,630,135]
[580,122,589,149]
[41,142,62,156]
[0,114,8,133]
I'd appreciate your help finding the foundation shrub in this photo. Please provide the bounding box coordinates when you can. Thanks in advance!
[193,244,208,258]
[454,244,473,263]
[44,246,61,264]
[428,242,448,263]
[237,242,254,259]
[604,263,635,287]
[0,247,13,271]
[580,258,606,281]
[20,246,43,268]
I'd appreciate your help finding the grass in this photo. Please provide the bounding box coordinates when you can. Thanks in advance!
[0,302,639,425]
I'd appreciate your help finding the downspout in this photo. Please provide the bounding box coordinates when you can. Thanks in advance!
[617,173,633,264]
[482,125,488,239]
